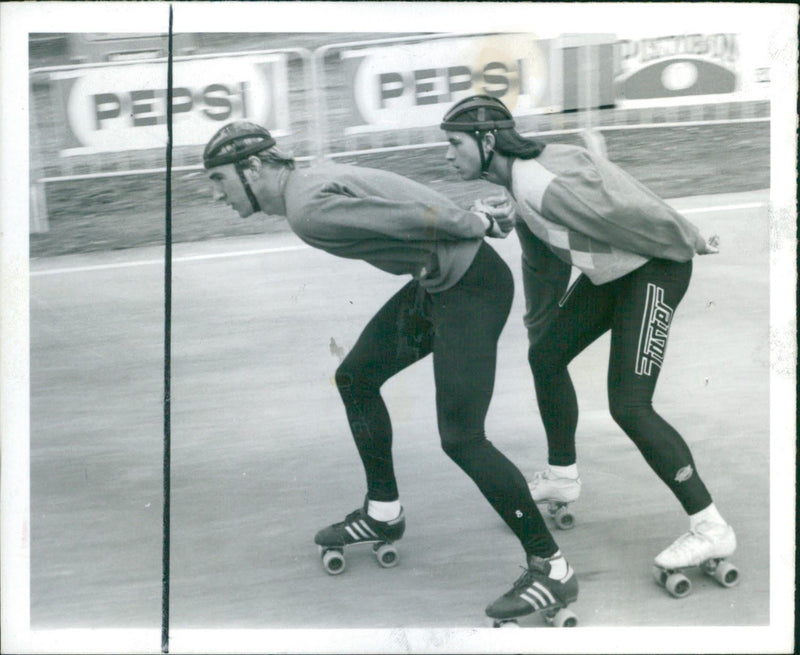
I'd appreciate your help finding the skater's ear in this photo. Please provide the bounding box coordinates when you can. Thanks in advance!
[242,155,264,176]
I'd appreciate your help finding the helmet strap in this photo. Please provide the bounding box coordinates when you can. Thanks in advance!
[473,131,495,179]
[481,148,496,179]
[235,161,261,213]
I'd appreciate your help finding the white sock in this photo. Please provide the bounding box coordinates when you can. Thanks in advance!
[689,503,725,530]
[547,552,568,580]
[367,499,402,522]
[549,463,579,480]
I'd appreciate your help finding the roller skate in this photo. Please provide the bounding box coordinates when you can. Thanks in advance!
[486,554,579,628]
[653,521,738,598]
[528,469,581,530]
[314,498,405,575]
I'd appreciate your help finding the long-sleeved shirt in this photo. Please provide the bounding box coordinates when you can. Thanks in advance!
[283,162,487,292]
[511,144,706,285]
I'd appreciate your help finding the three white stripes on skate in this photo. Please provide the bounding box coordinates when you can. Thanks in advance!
[345,519,378,541]
[520,569,574,610]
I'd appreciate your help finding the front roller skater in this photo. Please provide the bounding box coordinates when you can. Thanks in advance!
[203,121,579,622]
[441,96,737,594]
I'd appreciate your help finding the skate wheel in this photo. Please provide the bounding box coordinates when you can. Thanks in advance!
[665,572,691,598]
[374,543,399,568]
[321,548,346,575]
[652,565,668,587]
[553,505,575,530]
[491,619,520,628]
[552,608,578,628]
[710,560,739,588]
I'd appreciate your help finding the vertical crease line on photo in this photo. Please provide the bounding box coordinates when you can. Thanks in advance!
[162,6,174,655]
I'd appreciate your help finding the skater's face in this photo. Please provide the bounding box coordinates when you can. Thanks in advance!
[208,164,257,217]
[208,157,285,218]
[444,131,484,180]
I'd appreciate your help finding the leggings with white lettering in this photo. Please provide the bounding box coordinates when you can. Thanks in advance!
[528,257,713,515]
[336,242,559,558]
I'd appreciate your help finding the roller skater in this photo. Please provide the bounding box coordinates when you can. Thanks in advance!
[441,95,737,596]
[203,120,579,617]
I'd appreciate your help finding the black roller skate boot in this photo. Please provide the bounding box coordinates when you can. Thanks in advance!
[486,554,579,627]
[314,497,405,575]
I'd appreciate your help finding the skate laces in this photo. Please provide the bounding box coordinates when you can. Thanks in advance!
[531,469,577,486]
[668,528,710,557]
[530,470,551,485]
[334,507,366,529]
[509,566,537,593]
[510,557,552,592]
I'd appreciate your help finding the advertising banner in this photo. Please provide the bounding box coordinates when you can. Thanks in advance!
[339,35,554,134]
[49,53,289,156]
[614,31,771,107]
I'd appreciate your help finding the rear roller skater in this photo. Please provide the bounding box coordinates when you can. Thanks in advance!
[528,467,581,530]
[441,95,737,599]
[314,498,405,575]
[486,554,579,628]
[653,520,738,598]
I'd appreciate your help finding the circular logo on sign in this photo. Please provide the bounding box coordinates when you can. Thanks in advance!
[661,61,699,91]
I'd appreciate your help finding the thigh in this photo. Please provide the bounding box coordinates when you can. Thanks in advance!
[608,259,692,399]
[431,244,513,435]
[517,222,572,342]
[342,280,432,383]
[532,274,615,367]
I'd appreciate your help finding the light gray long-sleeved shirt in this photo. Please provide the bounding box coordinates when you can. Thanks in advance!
[283,162,486,292]
[512,144,706,285]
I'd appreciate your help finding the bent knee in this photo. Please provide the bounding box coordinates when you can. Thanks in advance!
[608,400,652,431]
[528,343,563,378]
[334,364,355,391]
[440,432,486,461]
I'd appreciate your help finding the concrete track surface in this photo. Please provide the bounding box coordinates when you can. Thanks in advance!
[26,190,784,652]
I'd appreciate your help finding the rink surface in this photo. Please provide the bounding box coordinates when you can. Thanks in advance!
[25,190,781,651]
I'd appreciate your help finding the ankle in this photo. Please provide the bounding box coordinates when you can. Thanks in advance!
[548,463,579,480]
[547,551,569,580]
[689,503,726,531]
[367,499,402,522]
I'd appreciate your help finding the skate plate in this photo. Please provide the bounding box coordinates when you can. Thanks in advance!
[540,501,576,530]
[490,603,578,628]
[317,540,399,575]
[652,558,739,598]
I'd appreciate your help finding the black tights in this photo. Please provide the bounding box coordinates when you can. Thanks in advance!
[529,258,712,515]
[336,243,559,558]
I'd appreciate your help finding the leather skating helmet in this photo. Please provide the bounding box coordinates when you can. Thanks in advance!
[440,95,516,132]
[440,95,516,177]
[203,121,277,212]
[203,121,276,169]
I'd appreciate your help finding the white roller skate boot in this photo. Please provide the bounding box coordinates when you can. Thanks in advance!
[528,468,581,530]
[653,521,738,598]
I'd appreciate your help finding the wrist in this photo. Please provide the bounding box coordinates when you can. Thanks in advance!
[695,235,706,253]
[477,211,495,236]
